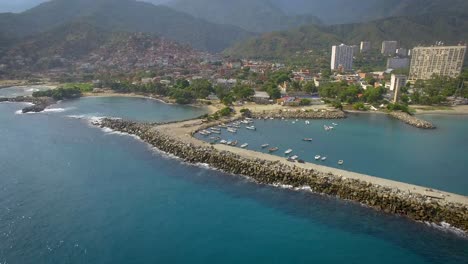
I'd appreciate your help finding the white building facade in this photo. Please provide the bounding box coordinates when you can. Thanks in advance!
[409,45,467,80]
[331,44,354,71]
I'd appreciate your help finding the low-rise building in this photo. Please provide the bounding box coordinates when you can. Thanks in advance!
[387,57,410,70]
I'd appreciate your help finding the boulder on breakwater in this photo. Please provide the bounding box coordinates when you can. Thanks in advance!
[97,118,467,232]
[389,111,435,129]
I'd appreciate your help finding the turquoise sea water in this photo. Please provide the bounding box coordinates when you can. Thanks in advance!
[197,114,468,195]
[1,97,467,263]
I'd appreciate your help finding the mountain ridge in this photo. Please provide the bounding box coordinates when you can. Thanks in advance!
[0,0,253,52]
[225,12,468,59]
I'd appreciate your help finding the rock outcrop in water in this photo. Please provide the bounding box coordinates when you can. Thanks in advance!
[97,118,468,232]
[389,111,435,129]
[0,96,55,113]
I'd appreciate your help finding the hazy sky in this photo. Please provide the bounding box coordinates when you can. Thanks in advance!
[0,0,170,13]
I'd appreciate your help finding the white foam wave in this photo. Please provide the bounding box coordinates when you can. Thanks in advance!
[425,221,468,238]
[43,107,74,113]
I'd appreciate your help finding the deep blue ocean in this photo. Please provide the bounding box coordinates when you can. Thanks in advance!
[196,113,468,195]
[0,96,467,263]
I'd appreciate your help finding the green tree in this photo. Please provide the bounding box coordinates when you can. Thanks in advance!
[189,79,213,98]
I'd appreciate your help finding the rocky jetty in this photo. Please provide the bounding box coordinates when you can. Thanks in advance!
[0,96,55,113]
[252,109,345,119]
[389,111,435,129]
[97,118,468,232]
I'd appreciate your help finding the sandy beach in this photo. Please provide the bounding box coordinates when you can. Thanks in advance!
[413,105,468,115]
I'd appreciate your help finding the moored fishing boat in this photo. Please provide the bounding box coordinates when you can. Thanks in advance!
[303,138,313,142]
[240,143,248,148]
[230,140,238,146]
[268,147,279,153]
[261,144,269,148]
[285,149,293,155]
[338,160,344,165]
[315,155,321,160]
[290,155,299,160]
[246,126,256,130]
[227,128,237,133]
[321,156,327,161]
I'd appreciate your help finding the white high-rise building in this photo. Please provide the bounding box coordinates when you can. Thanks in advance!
[331,44,354,71]
[360,41,371,53]
[390,74,407,103]
[381,41,398,56]
[409,45,466,80]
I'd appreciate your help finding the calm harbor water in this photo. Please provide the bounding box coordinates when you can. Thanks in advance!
[197,114,468,195]
[1,96,467,263]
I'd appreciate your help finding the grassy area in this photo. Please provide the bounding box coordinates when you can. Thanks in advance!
[60,83,93,92]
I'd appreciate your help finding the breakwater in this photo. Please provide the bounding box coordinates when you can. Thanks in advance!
[98,118,468,232]
[389,111,435,129]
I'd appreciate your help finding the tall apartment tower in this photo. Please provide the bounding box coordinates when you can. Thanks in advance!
[381,41,398,56]
[409,45,467,80]
[390,74,408,103]
[360,41,371,53]
[331,44,354,71]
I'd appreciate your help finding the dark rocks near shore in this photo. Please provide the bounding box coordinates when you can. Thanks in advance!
[389,111,435,129]
[97,118,468,232]
[0,96,55,113]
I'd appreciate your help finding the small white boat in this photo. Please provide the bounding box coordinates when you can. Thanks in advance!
[305,121,310,125]
[332,123,338,126]
[303,138,313,142]
[338,160,344,165]
[261,144,269,148]
[227,128,237,133]
[315,155,321,160]
[246,126,256,130]
[321,157,327,161]
[210,130,221,134]
[285,149,293,155]
[220,140,227,144]
[240,143,249,148]
[290,155,299,160]
[230,140,238,146]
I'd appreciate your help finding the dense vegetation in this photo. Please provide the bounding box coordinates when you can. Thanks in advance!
[168,0,321,33]
[0,0,252,52]
[32,88,82,100]
[318,81,386,106]
[405,73,468,105]
[225,12,468,60]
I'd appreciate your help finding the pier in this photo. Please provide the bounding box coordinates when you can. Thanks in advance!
[97,116,468,232]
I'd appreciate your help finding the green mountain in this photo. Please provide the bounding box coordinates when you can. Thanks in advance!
[0,0,253,52]
[0,21,202,73]
[225,13,468,59]
[270,0,468,24]
[166,0,321,32]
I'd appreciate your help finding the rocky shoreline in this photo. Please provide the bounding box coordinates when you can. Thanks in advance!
[0,96,54,113]
[97,118,468,233]
[389,111,435,129]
